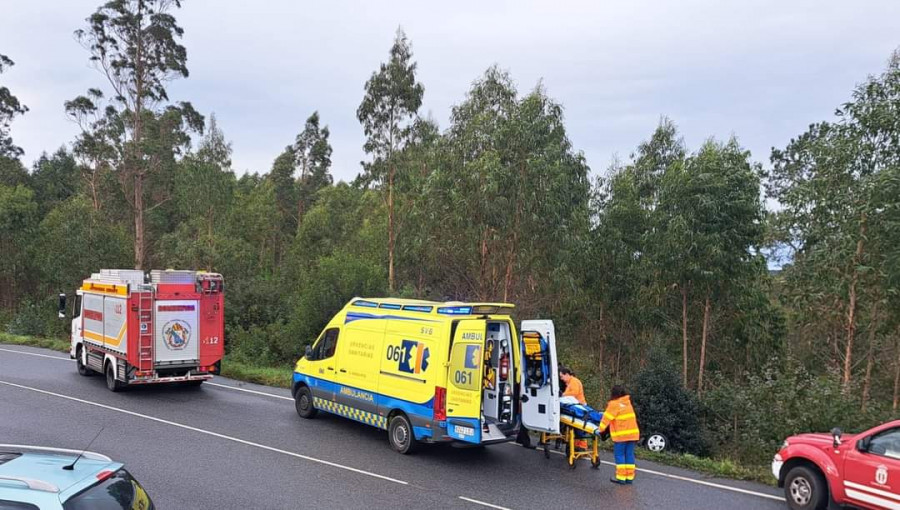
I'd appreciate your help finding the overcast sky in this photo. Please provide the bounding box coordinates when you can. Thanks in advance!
[2,1,899,183]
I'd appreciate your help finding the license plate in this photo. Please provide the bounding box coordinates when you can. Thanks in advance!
[453,425,475,438]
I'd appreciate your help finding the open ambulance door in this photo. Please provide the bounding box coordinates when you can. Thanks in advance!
[446,319,486,444]
[519,320,560,434]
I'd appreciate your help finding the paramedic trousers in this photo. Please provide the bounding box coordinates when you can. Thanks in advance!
[613,441,636,482]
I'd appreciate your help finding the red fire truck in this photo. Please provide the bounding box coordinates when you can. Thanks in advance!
[61,269,225,392]
[773,419,900,510]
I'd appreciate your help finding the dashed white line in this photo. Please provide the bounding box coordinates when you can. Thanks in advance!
[0,347,72,360]
[512,443,784,502]
[0,379,407,486]
[206,381,293,401]
[458,496,512,510]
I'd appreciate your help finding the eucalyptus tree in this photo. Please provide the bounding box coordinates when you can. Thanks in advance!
[357,28,424,292]
[0,54,28,159]
[71,0,201,269]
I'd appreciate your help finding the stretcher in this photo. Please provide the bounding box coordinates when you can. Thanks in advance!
[539,400,604,469]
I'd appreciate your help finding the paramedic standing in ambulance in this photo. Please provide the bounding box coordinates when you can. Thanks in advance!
[598,385,640,485]
[559,368,588,450]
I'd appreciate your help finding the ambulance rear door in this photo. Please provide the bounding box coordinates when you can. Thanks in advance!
[445,319,486,444]
[519,320,559,434]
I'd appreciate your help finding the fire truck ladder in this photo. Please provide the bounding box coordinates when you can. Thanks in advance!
[137,292,154,372]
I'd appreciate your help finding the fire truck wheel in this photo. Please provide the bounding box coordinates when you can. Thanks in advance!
[783,465,828,510]
[388,414,418,454]
[105,363,124,392]
[294,386,317,419]
[76,347,93,376]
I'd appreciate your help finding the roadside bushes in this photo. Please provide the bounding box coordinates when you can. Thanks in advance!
[5,298,61,337]
[701,356,892,465]
[631,352,710,456]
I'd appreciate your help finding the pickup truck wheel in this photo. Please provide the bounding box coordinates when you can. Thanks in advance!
[388,414,418,454]
[76,347,93,376]
[105,363,124,392]
[784,466,828,510]
[294,386,317,419]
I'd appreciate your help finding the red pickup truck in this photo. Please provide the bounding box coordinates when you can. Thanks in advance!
[773,420,900,510]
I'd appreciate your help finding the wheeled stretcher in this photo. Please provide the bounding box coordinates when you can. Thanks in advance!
[539,399,605,468]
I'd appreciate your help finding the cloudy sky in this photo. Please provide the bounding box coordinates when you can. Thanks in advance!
[2,1,899,183]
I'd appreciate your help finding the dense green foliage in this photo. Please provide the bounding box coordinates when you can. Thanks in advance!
[1,3,899,468]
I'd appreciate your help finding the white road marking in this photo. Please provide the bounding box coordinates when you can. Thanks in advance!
[512,443,784,502]
[0,379,407,486]
[0,345,783,504]
[206,381,293,401]
[458,496,512,510]
[0,347,294,401]
[0,347,72,361]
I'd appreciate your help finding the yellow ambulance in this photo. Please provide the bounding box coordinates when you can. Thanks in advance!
[292,298,560,453]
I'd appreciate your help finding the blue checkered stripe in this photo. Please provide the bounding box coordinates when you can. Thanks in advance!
[313,397,388,429]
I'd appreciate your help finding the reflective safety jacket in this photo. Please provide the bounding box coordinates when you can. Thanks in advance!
[599,395,640,442]
[562,376,586,404]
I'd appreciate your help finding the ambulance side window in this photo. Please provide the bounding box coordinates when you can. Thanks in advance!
[312,328,339,361]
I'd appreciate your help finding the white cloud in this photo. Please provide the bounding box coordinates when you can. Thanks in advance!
[2,0,898,182]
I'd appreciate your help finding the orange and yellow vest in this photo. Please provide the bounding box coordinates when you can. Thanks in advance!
[599,395,640,442]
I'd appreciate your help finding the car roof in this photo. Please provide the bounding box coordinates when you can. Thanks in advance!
[0,446,122,506]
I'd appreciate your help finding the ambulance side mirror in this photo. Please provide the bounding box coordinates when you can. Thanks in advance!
[57,293,67,319]
[304,345,313,360]
[831,427,842,448]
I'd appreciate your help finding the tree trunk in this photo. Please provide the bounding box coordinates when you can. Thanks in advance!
[681,283,689,388]
[133,173,144,269]
[893,339,900,412]
[131,0,145,270]
[698,293,711,396]
[861,301,879,412]
[387,164,395,292]
[842,216,866,391]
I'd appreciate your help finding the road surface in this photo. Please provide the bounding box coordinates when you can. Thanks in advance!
[0,344,786,510]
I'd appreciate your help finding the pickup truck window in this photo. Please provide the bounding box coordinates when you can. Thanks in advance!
[868,427,900,460]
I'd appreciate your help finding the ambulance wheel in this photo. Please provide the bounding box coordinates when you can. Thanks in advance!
[294,386,317,419]
[76,347,93,376]
[388,414,418,454]
[105,363,124,392]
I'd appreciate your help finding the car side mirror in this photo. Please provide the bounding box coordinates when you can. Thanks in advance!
[57,293,67,319]
[831,427,842,448]
[304,345,313,360]
[857,437,870,452]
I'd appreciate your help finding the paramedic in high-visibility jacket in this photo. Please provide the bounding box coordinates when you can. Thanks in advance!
[559,368,588,450]
[598,385,640,484]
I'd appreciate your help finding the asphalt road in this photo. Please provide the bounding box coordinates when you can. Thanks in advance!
[0,344,787,510]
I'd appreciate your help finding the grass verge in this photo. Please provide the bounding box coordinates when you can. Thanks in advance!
[2,333,774,485]
[220,359,292,389]
[0,332,70,353]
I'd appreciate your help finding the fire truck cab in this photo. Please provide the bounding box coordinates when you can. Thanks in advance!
[773,419,900,510]
[62,269,225,392]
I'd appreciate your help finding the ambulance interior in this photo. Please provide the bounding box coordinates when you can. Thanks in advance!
[481,322,515,435]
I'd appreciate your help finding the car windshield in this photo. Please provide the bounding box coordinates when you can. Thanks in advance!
[63,469,153,510]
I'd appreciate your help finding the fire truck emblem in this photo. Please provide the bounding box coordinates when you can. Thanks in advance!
[163,320,191,350]
[876,465,888,485]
